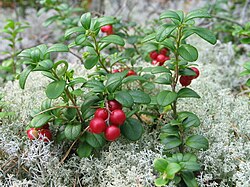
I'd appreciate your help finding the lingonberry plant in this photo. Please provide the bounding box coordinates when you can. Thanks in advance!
[0,19,29,81]
[142,9,216,186]
[18,12,150,160]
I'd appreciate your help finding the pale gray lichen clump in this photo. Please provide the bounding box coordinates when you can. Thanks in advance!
[0,40,249,186]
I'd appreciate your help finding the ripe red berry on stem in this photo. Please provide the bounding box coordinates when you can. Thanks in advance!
[126,70,136,77]
[27,128,39,140]
[38,129,52,142]
[151,60,158,66]
[105,126,121,141]
[180,76,192,87]
[94,108,108,120]
[190,67,200,79]
[159,48,168,56]
[89,118,106,134]
[110,109,126,126]
[108,100,122,111]
[156,54,166,63]
[101,25,113,33]
[150,51,158,60]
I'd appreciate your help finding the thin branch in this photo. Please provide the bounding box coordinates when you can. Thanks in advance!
[69,50,83,63]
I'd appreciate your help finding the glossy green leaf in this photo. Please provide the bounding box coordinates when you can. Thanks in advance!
[86,132,106,148]
[166,163,181,179]
[185,9,211,21]
[80,12,91,30]
[177,88,200,98]
[75,34,87,45]
[98,16,117,27]
[64,108,77,121]
[30,114,52,128]
[106,71,127,93]
[156,24,177,42]
[77,142,93,158]
[190,27,216,45]
[161,136,182,149]
[41,99,52,111]
[68,77,87,86]
[181,171,198,187]
[183,153,197,162]
[186,135,209,150]
[153,158,168,172]
[122,75,146,83]
[151,66,171,74]
[178,111,200,128]
[115,91,134,107]
[46,80,66,99]
[155,74,172,84]
[64,123,82,140]
[180,161,201,171]
[128,90,151,104]
[243,61,250,70]
[43,15,60,27]
[19,65,33,89]
[81,95,101,116]
[47,43,69,53]
[154,177,169,187]
[141,33,156,43]
[160,10,181,21]
[84,55,98,69]
[65,27,85,39]
[121,118,143,141]
[161,124,179,137]
[178,44,198,62]
[85,80,105,93]
[157,91,177,106]
[100,35,125,46]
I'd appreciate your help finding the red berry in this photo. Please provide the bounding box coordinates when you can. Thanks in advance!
[105,126,121,141]
[151,60,158,66]
[190,67,200,79]
[27,128,39,140]
[109,109,126,126]
[106,29,113,35]
[36,123,50,131]
[112,69,120,73]
[101,25,113,33]
[94,108,108,120]
[108,100,122,111]
[150,51,158,60]
[179,76,192,87]
[156,54,166,63]
[165,56,170,61]
[38,129,52,142]
[159,48,168,56]
[126,70,136,77]
[89,118,106,134]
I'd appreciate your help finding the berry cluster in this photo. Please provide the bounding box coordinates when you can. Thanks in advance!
[112,68,137,77]
[179,67,200,87]
[100,24,113,35]
[89,100,126,141]
[26,124,52,142]
[150,48,170,66]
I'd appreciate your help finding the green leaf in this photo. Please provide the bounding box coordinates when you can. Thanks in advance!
[179,68,197,76]
[120,118,143,141]
[100,35,125,46]
[160,10,181,21]
[85,80,105,93]
[177,88,200,98]
[75,34,87,45]
[183,153,197,162]
[185,9,211,21]
[166,163,181,179]
[65,27,85,39]
[155,74,172,84]
[98,16,117,27]
[81,95,101,116]
[181,171,198,187]
[161,136,182,149]
[180,161,201,171]
[36,59,53,71]
[68,77,87,86]
[19,65,33,89]
[106,71,127,93]
[157,91,177,106]
[77,142,93,158]
[178,44,198,62]
[41,99,52,111]
[43,15,60,27]
[86,132,106,148]
[122,75,146,83]
[178,111,200,128]
[47,43,69,53]
[115,91,134,107]
[154,177,169,187]
[84,55,98,69]
[151,66,171,74]
[161,124,179,137]
[64,123,82,140]
[30,114,52,128]
[156,24,177,42]
[141,33,156,43]
[243,61,250,71]
[64,108,77,121]
[190,27,216,45]
[80,12,91,30]
[154,158,168,172]
[186,135,209,150]
[241,37,250,44]
[45,80,66,99]
[246,79,250,87]
[128,90,151,104]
